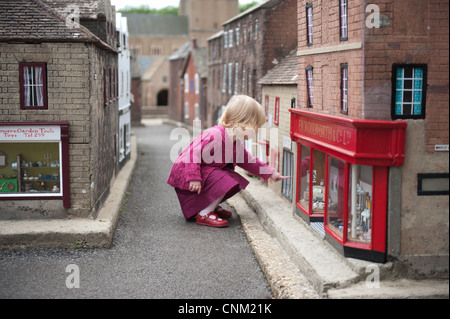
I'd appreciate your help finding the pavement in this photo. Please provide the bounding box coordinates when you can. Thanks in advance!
[0,119,448,299]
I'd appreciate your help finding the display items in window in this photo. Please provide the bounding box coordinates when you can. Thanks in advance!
[0,143,61,194]
[326,156,346,238]
[348,165,373,244]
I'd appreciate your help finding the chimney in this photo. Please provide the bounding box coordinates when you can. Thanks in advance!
[191,38,197,49]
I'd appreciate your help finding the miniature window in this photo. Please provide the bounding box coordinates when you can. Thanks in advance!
[255,20,259,40]
[234,63,239,94]
[348,165,373,244]
[242,65,246,93]
[235,27,240,45]
[184,102,189,119]
[306,4,313,46]
[306,66,314,108]
[103,68,108,106]
[392,64,427,120]
[222,64,227,93]
[195,73,199,95]
[264,95,269,119]
[282,150,293,201]
[418,173,449,196]
[274,97,280,125]
[341,64,348,114]
[339,0,348,41]
[20,63,48,110]
[326,156,346,238]
[311,149,326,215]
[298,145,311,213]
[224,32,228,49]
[229,30,234,48]
[228,63,233,94]
[184,73,189,93]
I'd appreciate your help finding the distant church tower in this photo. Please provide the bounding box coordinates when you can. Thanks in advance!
[179,0,239,44]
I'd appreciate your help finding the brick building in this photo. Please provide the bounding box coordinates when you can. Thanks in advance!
[292,0,448,276]
[221,0,298,106]
[180,40,208,128]
[0,0,119,219]
[206,31,224,128]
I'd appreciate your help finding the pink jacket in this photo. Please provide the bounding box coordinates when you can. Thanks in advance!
[167,125,275,190]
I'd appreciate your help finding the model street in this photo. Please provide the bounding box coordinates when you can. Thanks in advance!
[0,121,272,299]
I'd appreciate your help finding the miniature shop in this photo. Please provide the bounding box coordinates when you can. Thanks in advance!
[290,109,407,262]
[0,122,70,209]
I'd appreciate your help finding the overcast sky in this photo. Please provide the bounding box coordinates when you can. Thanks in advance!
[111,0,261,10]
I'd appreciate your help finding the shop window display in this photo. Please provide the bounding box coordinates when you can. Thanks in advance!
[326,157,346,238]
[298,145,310,213]
[0,143,61,195]
[311,149,326,214]
[348,165,373,244]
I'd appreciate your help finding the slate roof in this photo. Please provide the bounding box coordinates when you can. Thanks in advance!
[168,41,191,61]
[258,49,298,85]
[223,0,285,25]
[40,0,111,20]
[0,0,115,51]
[121,13,188,37]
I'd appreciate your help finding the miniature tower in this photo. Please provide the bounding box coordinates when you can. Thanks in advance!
[179,0,239,44]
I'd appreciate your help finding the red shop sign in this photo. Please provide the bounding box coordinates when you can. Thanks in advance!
[289,109,407,167]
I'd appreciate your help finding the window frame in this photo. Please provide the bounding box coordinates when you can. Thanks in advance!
[274,97,280,125]
[306,3,314,47]
[391,64,427,120]
[339,0,348,41]
[103,68,108,107]
[282,149,294,201]
[306,66,314,108]
[340,63,349,115]
[19,62,48,110]
[417,173,449,196]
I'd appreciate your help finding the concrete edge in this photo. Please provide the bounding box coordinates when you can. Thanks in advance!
[0,134,138,251]
[226,194,321,299]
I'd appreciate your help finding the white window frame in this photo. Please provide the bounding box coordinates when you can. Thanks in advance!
[306,4,313,46]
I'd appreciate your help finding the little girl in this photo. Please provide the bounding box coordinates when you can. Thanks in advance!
[167,95,288,227]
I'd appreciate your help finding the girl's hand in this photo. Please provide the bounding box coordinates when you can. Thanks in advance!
[269,172,290,184]
[189,181,202,194]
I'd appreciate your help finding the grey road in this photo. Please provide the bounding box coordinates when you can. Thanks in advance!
[0,121,272,299]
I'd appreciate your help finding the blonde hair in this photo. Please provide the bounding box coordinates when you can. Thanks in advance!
[218,95,266,131]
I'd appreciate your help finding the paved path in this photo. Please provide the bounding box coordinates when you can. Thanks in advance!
[0,121,272,299]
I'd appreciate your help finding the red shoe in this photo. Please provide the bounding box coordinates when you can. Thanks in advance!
[196,212,228,228]
[214,206,232,219]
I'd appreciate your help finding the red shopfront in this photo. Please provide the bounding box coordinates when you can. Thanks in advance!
[290,109,407,262]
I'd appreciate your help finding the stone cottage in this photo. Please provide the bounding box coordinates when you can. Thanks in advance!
[0,0,119,219]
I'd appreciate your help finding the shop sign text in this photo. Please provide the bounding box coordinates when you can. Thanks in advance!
[0,125,61,141]
[297,117,355,149]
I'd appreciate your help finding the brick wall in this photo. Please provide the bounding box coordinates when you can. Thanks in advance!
[364,0,449,151]
[297,0,364,117]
